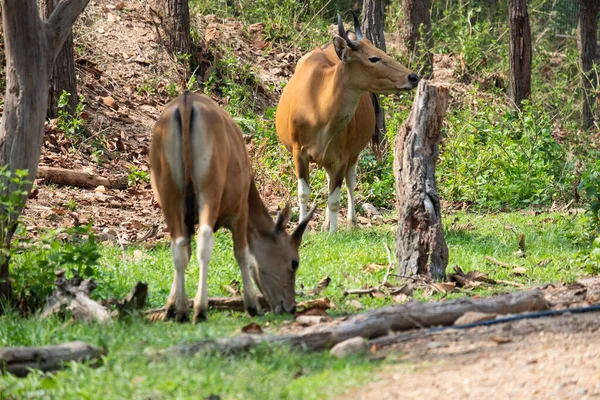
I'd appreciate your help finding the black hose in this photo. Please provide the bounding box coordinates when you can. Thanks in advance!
[427,303,600,334]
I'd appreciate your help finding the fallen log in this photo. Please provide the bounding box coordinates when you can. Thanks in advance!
[37,166,127,189]
[0,341,106,377]
[152,289,547,357]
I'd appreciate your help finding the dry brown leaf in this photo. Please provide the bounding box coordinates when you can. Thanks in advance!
[430,281,456,294]
[518,233,526,251]
[537,259,551,267]
[295,297,336,318]
[100,96,118,110]
[393,293,409,303]
[390,283,414,297]
[241,322,263,334]
[465,270,489,282]
[313,276,331,295]
[362,263,386,273]
[512,266,527,276]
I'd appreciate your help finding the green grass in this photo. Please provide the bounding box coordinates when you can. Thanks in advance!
[0,211,592,399]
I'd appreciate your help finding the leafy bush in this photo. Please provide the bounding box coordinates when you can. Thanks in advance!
[11,225,102,311]
[57,90,86,141]
[438,101,573,209]
[579,154,600,234]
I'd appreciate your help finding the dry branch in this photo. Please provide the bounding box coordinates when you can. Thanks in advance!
[41,270,111,323]
[145,295,271,316]
[37,166,127,189]
[152,290,547,357]
[0,341,105,377]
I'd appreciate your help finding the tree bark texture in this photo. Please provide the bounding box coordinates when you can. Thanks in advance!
[508,0,532,108]
[362,1,387,151]
[401,0,433,75]
[362,0,386,51]
[154,290,547,357]
[164,0,191,56]
[41,0,78,118]
[578,0,599,130]
[0,341,105,377]
[394,81,449,280]
[0,0,90,300]
[36,166,128,189]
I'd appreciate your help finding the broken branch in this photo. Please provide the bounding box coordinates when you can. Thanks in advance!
[37,166,127,189]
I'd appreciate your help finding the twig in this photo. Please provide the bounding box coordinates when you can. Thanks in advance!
[343,288,377,296]
[495,279,524,287]
[484,256,512,268]
[380,242,394,288]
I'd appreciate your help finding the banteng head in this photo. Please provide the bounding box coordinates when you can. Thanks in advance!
[333,12,419,94]
[250,204,316,314]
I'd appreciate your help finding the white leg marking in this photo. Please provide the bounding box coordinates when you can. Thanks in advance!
[194,224,214,315]
[327,186,341,233]
[346,164,357,226]
[234,246,261,314]
[298,178,310,221]
[171,236,190,313]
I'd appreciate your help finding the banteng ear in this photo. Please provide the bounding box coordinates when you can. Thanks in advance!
[333,36,349,61]
[292,205,317,244]
[274,203,292,234]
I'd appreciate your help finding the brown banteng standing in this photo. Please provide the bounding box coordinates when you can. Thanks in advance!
[150,91,315,324]
[276,13,419,233]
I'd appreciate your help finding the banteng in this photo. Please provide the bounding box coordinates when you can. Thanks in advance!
[276,12,419,232]
[150,92,315,324]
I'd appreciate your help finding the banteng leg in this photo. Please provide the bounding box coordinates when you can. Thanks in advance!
[293,146,311,221]
[192,200,219,324]
[323,167,345,233]
[345,163,357,227]
[231,211,262,317]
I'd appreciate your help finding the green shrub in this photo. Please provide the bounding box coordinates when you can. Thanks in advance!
[57,90,86,141]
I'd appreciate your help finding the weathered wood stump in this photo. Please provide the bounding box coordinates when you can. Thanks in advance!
[394,81,449,280]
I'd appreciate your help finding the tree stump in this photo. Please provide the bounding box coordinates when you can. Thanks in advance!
[508,0,532,108]
[394,81,449,280]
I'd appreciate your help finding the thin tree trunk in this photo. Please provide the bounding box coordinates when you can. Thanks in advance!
[0,0,90,301]
[164,0,191,56]
[362,0,386,51]
[401,0,433,75]
[362,0,387,151]
[508,0,532,108]
[41,0,78,118]
[578,0,599,130]
[394,81,449,279]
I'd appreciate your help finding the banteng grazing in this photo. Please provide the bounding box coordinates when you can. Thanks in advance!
[150,91,316,324]
[276,12,419,233]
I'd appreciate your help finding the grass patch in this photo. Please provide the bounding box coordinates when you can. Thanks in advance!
[1,211,592,398]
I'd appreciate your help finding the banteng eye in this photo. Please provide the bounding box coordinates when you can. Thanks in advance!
[369,56,381,63]
[291,260,299,270]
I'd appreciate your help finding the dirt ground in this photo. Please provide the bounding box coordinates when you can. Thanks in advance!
[342,278,600,400]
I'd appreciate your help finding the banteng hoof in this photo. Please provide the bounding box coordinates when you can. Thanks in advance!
[246,305,263,317]
[193,309,208,324]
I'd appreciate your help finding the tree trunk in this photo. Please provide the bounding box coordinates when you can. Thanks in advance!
[394,81,449,280]
[41,0,78,118]
[362,1,387,151]
[362,0,386,51]
[508,0,532,108]
[401,0,433,75]
[164,0,191,56]
[154,290,547,357]
[0,0,90,301]
[578,0,599,130]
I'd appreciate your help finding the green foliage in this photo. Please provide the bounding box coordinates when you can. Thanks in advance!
[11,225,101,311]
[439,101,572,209]
[128,166,150,187]
[579,154,600,234]
[57,91,86,141]
[166,81,179,99]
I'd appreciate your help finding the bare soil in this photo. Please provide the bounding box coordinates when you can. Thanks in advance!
[342,278,600,400]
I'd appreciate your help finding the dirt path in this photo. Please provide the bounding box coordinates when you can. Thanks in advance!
[342,281,600,400]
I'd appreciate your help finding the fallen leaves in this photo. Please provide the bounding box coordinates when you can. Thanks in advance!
[241,322,263,334]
